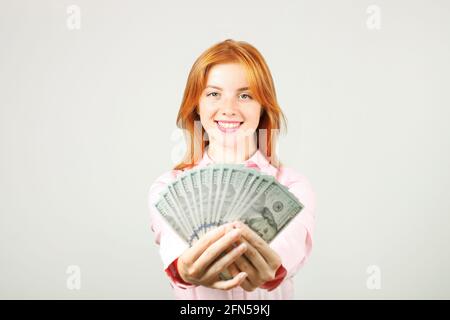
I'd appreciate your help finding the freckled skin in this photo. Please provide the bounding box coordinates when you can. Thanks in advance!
[198,63,262,157]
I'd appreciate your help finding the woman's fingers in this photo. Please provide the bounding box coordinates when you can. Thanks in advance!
[227,262,240,277]
[227,261,257,292]
[232,221,281,270]
[183,224,229,265]
[210,272,248,290]
[239,238,277,284]
[238,237,269,273]
[193,229,243,274]
[180,221,280,290]
[234,255,259,287]
[200,242,248,283]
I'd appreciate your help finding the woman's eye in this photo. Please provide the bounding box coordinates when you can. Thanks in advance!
[207,92,219,97]
[240,93,252,100]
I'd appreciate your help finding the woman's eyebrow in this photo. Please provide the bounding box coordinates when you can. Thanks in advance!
[205,85,250,91]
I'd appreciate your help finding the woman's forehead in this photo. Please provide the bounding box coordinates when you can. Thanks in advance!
[206,63,250,89]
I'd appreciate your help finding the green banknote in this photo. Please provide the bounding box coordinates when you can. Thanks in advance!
[154,164,305,280]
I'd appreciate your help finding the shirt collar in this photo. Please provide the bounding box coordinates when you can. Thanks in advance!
[197,146,278,176]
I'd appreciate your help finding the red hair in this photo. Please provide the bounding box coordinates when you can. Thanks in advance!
[174,39,287,171]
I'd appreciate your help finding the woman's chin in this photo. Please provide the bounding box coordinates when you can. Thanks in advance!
[208,131,238,144]
[215,130,255,140]
[215,138,239,149]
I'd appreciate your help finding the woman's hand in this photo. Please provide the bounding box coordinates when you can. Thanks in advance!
[177,223,249,290]
[226,221,282,292]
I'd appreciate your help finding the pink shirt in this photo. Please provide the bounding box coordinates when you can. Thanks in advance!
[147,149,316,299]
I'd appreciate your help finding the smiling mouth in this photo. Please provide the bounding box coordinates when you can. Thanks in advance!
[215,120,243,133]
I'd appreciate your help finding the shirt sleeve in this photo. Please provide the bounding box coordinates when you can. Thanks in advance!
[147,170,198,289]
[268,167,317,280]
[259,264,288,291]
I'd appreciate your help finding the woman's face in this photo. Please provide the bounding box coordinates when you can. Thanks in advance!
[198,63,262,149]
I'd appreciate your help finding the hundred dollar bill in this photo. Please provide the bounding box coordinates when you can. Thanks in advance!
[240,182,304,243]
[155,196,189,243]
[190,169,204,237]
[156,190,192,242]
[171,181,198,243]
[180,173,201,236]
[211,166,224,228]
[204,166,214,234]
[217,167,243,225]
[233,175,275,223]
[228,172,264,223]
[220,167,247,223]
[197,167,208,234]
[221,169,257,223]
[154,164,305,250]
[215,166,233,226]
[164,184,193,240]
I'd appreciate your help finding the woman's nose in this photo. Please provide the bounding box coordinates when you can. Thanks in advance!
[220,98,238,116]
[222,110,236,116]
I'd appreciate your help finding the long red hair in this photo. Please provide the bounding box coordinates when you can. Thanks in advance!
[174,39,287,171]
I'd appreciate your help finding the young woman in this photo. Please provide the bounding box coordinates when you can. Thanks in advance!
[148,39,316,299]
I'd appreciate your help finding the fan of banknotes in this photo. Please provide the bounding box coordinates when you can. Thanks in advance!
[154,164,304,247]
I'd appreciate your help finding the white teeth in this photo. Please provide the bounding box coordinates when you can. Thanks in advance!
[217,121,241,129]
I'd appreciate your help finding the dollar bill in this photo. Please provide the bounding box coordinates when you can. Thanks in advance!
[211,166,224,228]
[240,181,304,243]
[170,181,198,244]
[215,166,232,226]
[180,173,201,236]
[190,169,204,237]
[228,172,263,222]
[158,190,192,242]
[155,195,189,242]
[155,164,305,248]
